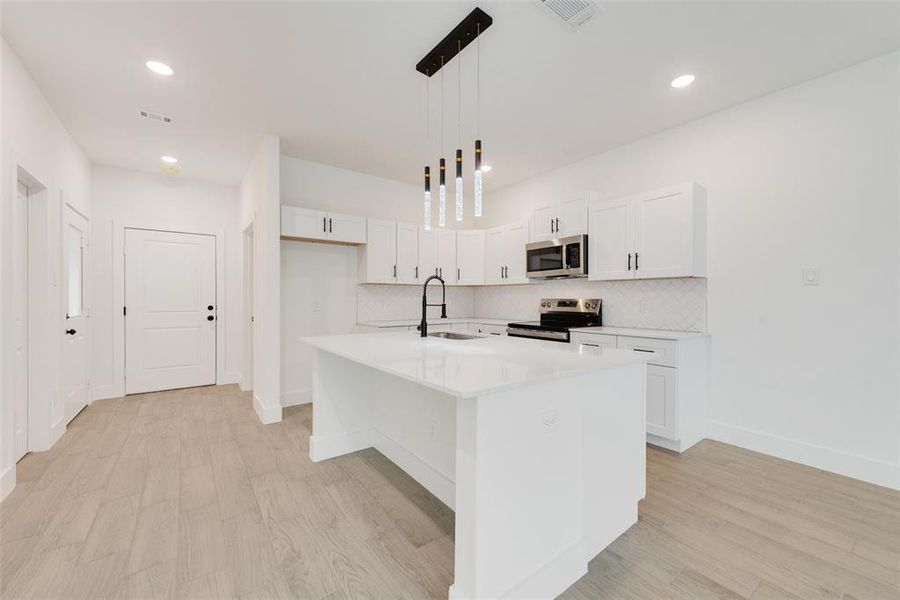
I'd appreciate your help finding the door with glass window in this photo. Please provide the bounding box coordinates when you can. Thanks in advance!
[63,206,90,424]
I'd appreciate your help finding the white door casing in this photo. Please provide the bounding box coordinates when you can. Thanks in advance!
[125,229,216,394]
[13,182,29,460]
[62,206,90,424]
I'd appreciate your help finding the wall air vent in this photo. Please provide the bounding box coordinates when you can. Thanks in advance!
[139,109,175,124]
[536,0,596,28]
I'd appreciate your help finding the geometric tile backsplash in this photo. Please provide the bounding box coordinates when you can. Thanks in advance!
[473,277,707,332]
[358,277,706,332]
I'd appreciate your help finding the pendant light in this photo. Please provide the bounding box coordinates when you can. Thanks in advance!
[423,71,432,231]
[455,40,464,222]
[438,56,447,227]
[473,23,483,218]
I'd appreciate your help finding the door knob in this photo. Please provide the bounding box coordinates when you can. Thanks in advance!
[207,315,215,321]
[207,305,214,311]
[66,329,77,335]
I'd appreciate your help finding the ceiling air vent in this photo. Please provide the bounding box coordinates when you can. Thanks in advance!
[139,109,175,125]
[536,0,596,28]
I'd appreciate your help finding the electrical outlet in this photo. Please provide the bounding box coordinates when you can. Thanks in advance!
[802,267,820,286]
[540,410,560,434]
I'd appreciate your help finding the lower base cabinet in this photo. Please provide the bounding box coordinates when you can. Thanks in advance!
[570,331,709,452]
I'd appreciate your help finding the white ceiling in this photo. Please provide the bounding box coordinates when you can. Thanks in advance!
[3,1,898,189]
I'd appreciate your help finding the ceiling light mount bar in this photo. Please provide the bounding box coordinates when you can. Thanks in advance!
[416,7,492,77]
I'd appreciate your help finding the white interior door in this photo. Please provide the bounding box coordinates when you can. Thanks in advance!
[13,182,29,460]
[62,206,90,423]
[125,229,216,394]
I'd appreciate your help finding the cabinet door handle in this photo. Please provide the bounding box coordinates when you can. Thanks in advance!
[435,268,439,276]
[415,266,418,279]
[581,343,600,348]
[628,253,632,270]
[550,218,555,233]
[635,253,639,270]
[633,348,654,353]
[393,265,397,278]
[323,217,327,232]
[329,218,333,233]
[555,218,560,233]
[457,267,460,280]
[65,329,77,335]
[439,267,442,278]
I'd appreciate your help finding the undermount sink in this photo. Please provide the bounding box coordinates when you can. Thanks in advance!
[427,331,482,340]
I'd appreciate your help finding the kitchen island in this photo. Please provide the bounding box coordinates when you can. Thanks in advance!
[301,331,647,600]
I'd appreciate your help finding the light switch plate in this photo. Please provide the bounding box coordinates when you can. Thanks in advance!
[802,267,820,286]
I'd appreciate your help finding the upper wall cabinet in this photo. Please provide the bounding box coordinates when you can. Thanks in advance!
[530,192,590,242]
[358,218,397,284]
[485,221,529,285]
[456,230,485,285]
[589,183,707,281]
[395,223,419,284]
[417,227,458,284]
[281,206,367,245]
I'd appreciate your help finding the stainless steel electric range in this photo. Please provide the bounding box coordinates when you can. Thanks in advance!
[506,298,602,343]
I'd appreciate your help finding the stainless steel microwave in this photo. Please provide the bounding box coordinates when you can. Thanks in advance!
[525,234,588,279]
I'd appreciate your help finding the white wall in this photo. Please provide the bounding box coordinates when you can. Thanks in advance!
[281,155,478,227]
[483,52,900,489]
[0,39,92,500]
[89,165,243,399]
[241,136,281,423]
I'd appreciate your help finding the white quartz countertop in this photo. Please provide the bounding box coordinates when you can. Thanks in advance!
[357,317,509,328]
[301,331,646,399]
[568,326,709,340]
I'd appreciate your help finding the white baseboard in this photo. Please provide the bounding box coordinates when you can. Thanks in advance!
[49,418,66,448]
[374,432,456,510]
[0,465,16,503]
[220,371,241,386]
[252,393,283,425]
[91,383,123,401]
[708,421,900,491]
[281,388,311,407]
[310,429,376,462]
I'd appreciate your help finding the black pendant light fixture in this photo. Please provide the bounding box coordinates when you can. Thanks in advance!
[423,70,432,231]
[417,8,492,225]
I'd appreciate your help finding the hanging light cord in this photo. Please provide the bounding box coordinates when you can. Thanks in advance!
[423,71,429,157]
[476,23,480,138]
[457,40,462,146]
[440,56,445,155]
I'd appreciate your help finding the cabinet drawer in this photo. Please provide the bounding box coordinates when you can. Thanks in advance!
[617,336,677,367]
[570,332,617,350]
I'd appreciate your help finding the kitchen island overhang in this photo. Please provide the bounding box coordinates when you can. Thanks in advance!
[301,332,647,600]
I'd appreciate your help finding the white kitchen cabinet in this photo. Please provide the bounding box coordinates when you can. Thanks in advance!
[418,227,437,280]
[328,211,367,244]
[588,198,632,280]
[485,222,528,284]
[358,218,397,284]
[456,230,485,285]
[646,365,678,440]
[436,229,457,284]
[569,330,709,452]
[569,332,617,350]
[396,223,419,284]
[588,183,706,281]
[530,192,590,241]
[281,206,366,244]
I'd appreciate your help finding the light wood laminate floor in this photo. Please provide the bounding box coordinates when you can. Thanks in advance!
[1,385,897,599]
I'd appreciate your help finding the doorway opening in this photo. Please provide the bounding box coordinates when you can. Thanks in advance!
[242,222,254,392]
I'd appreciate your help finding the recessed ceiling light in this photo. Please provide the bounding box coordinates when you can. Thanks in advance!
[160,155,178,164]
[481,165,492,172]
[670,74,695,89]
[146,60,174,76]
